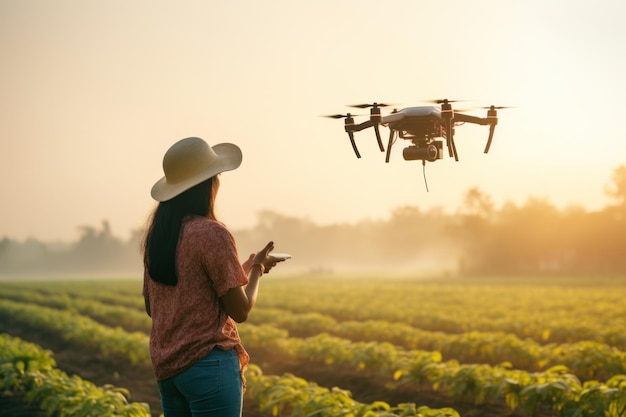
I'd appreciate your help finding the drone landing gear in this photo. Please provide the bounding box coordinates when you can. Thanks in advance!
[373,124,384,152]
[448,134,459,162]
[385,129,395,163]
[484,108,497,153]
[347,131,361,159]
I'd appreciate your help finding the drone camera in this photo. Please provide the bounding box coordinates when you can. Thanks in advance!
[403,140,443,162]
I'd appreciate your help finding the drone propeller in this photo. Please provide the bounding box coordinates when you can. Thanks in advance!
[481,105,515,110]
[323,113,362,119]
[427,99,467,105]
[349,102,392,109]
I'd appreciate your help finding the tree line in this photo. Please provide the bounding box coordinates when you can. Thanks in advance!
[1,165,625,278]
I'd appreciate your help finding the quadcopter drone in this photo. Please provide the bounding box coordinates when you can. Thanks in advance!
[326,99,506,163]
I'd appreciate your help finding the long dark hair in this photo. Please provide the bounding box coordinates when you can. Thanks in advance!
[143,176,219,285]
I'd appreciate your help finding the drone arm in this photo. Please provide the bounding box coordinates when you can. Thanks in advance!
[452,113,492,125]
[453,113,498,154]
[346,119,385,154]
[346,119,376,132]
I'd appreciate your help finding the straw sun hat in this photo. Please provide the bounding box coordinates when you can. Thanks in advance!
[151,137,242,202]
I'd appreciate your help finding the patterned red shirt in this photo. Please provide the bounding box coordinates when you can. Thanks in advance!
[143,216,250,381]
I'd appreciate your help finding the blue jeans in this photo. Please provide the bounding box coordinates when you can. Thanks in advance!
[157,348,243,417]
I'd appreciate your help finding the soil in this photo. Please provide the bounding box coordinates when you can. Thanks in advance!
[0,321,544,417]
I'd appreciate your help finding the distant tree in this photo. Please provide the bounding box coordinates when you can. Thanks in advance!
[0,238,13,273]
[69,220,127,272]
[504,197,563,273]
[381,205,454,268]
[0,237,9,260]
[460,187,495,219]
[605,164,626,206]
[384,206,428,259]
[459,195,568,274]
[454,188,495,274]
[557,204,588,272]
[597,164,626,271]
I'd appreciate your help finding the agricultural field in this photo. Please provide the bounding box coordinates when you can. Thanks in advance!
[1,274,626,417]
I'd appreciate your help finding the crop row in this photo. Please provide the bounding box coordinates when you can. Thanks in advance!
[0,333,151,417]
[0,301,458,417]
[0,282,144,311]
[0,299,151,366]
[1,298,625,416]
[3,278,626,348]
[257,277,626,348]
[244,327,626,417]
[0,286,151,333]
[0,331,464,417]
[246,309,626,381]
[1,285,624,382]
[244,364,459,417]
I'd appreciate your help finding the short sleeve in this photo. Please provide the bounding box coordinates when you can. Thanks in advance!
[191,221,248,297]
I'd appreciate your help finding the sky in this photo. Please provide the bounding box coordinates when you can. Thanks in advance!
[1,0,626,242]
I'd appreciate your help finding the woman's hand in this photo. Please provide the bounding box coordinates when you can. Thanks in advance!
[225,241,286,323]
[252,241,286,274]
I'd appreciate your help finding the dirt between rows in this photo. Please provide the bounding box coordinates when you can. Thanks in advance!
[0,321,544,417]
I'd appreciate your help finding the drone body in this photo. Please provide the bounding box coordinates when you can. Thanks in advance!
[327,100,502,163]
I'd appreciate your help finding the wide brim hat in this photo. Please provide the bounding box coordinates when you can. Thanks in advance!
[151,137,242,202]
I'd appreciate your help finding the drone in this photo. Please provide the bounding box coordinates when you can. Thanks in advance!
[326,99,507,163]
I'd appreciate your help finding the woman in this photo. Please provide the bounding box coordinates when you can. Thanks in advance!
[142,137,283,417]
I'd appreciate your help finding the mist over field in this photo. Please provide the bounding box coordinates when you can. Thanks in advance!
[0,208,459,279]
[2,165,626,280]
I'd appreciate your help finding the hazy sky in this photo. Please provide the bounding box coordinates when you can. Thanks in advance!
[2,0,625,242]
